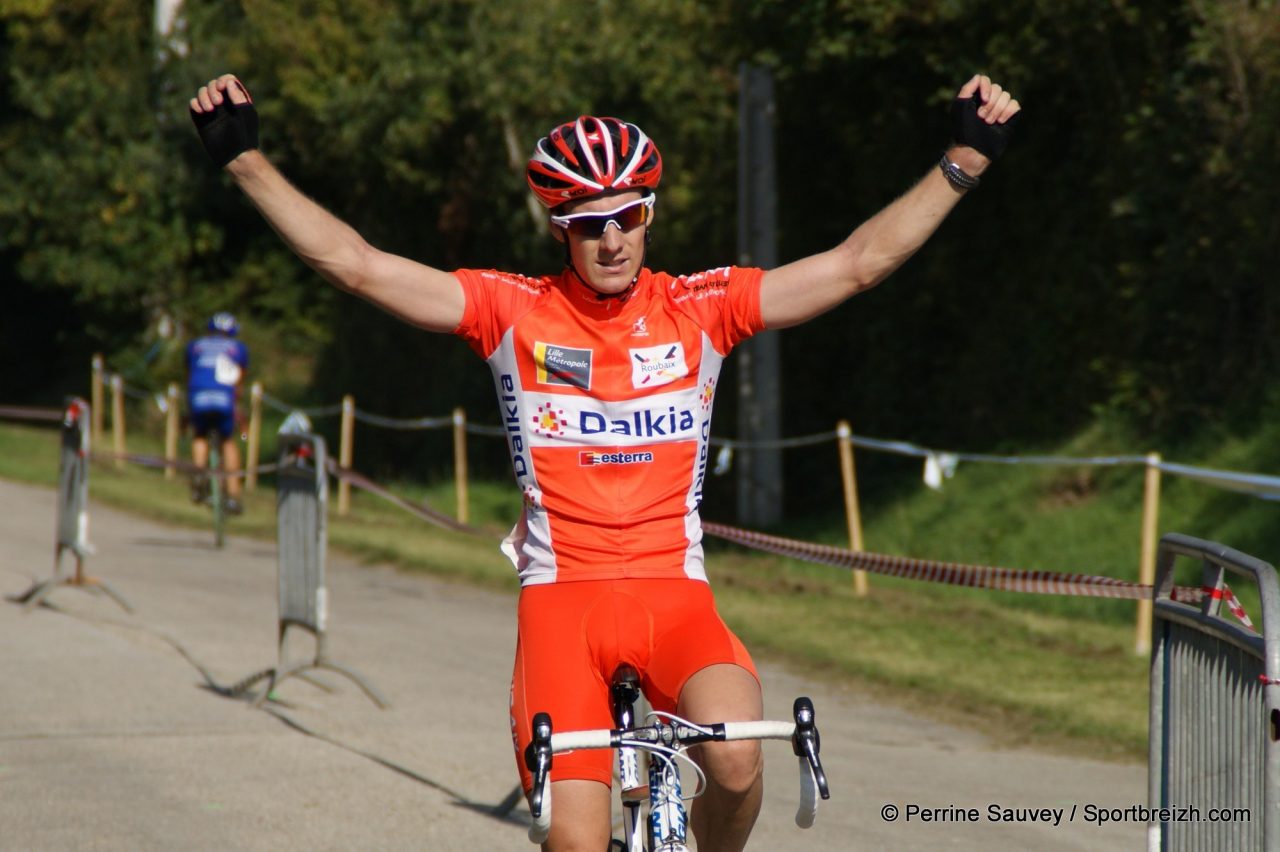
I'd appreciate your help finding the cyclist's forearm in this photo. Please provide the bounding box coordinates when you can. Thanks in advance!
[226,151,372,293]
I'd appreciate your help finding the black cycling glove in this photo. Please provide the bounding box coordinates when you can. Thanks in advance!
[950,91,1019,161]
[191,85,259,168]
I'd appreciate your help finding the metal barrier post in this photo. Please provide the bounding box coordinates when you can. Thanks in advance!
[230,431,386,708]
[8,399,131,613]
[1148,533,1280,849]
[836,421,868,597]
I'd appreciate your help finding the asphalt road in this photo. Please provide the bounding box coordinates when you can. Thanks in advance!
[0,478,1147,850]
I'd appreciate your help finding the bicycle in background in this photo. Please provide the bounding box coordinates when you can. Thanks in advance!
[190,428,236,548]
[526,664,829,851]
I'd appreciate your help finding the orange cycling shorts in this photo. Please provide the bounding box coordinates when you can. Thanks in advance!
[509,577,758,791]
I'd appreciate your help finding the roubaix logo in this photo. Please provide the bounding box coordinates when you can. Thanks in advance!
[578,450,656,467]
[534,342,593,390]
[579,406,696,438]
[630,343,688,389]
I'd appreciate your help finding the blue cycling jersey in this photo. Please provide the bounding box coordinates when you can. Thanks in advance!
[186,335,249,413]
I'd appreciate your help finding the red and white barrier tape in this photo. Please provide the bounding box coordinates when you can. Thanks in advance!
[78,445,1262,631]
[1201,585,1255,630]
[701,520,1244,615]
[89,450,277,480]
[0,404,63,423]
[326,459,481,536]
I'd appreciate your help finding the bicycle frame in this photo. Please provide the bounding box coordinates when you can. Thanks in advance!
[610,665,649,850]
[610,664,691,850]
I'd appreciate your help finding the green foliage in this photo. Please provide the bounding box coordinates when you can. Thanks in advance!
[2,1,1278,502]
[1,2,177,340]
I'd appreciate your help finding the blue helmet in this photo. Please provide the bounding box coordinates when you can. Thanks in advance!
[208,311,239,336]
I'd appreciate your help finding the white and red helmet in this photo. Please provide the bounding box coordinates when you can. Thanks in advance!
[526,116,663,209]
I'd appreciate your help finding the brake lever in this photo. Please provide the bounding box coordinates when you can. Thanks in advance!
[792,697,830,800]
[525,712,553,819]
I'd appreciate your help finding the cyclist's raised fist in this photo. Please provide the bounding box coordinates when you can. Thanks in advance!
[190,74,258,168]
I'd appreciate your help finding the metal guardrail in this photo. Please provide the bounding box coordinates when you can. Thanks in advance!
[230,431,386,708]
[56,399,93,566]
[277,431,328,635]
[1148,533,1280,850]
[8,399,131,613]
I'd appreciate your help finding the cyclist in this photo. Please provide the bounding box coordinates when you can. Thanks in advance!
[190,73,1018,851]
[186,311,249,515]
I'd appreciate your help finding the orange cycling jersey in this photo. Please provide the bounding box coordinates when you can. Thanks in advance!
[453,265,765,585]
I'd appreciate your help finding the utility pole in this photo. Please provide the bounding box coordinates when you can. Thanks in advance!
[736,63,783,527]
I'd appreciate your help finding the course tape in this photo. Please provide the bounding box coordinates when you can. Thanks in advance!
[0,405,63,423]
[353,411,453,430]
[701,520,1208,604]
[91,362,1280,503]
[86,443,1258,627]
[709,431,839,451]
[89,450,279,482]
[465,423,509,438]
[325,458,482,536]
[260,390,345,418]
[1202,586,1256,630]
[1156,461,1280,502]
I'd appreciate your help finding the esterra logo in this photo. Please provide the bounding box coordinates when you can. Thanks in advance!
[578,450,656,466]
[630,342,688,389]
[534,342,592,389]
[580,406,696,438]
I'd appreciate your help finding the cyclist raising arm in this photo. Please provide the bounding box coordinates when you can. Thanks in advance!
[190,73,1018,852]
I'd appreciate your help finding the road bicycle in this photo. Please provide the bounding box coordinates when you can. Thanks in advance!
[190,428,238,548]
[526,664,829,851]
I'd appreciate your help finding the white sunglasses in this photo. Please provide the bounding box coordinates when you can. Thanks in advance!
[550,195,655,237]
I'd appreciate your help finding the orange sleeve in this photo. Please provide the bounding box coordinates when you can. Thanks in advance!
[721,265,766,350]
[452,269,546,359]
[667,266,766,355]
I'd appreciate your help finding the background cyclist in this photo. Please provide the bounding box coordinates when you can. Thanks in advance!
[189,73,1018,851]
[186,310,249,515]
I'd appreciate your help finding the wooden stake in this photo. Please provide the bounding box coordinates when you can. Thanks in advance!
[837,420,868,596]
[453,407,470,524]
[91,354,104,445]
[245,382,262,492]
[164,383,179,479]
[1135,452,1162,655]
[111,374,125,470]
[338,394,354,515]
